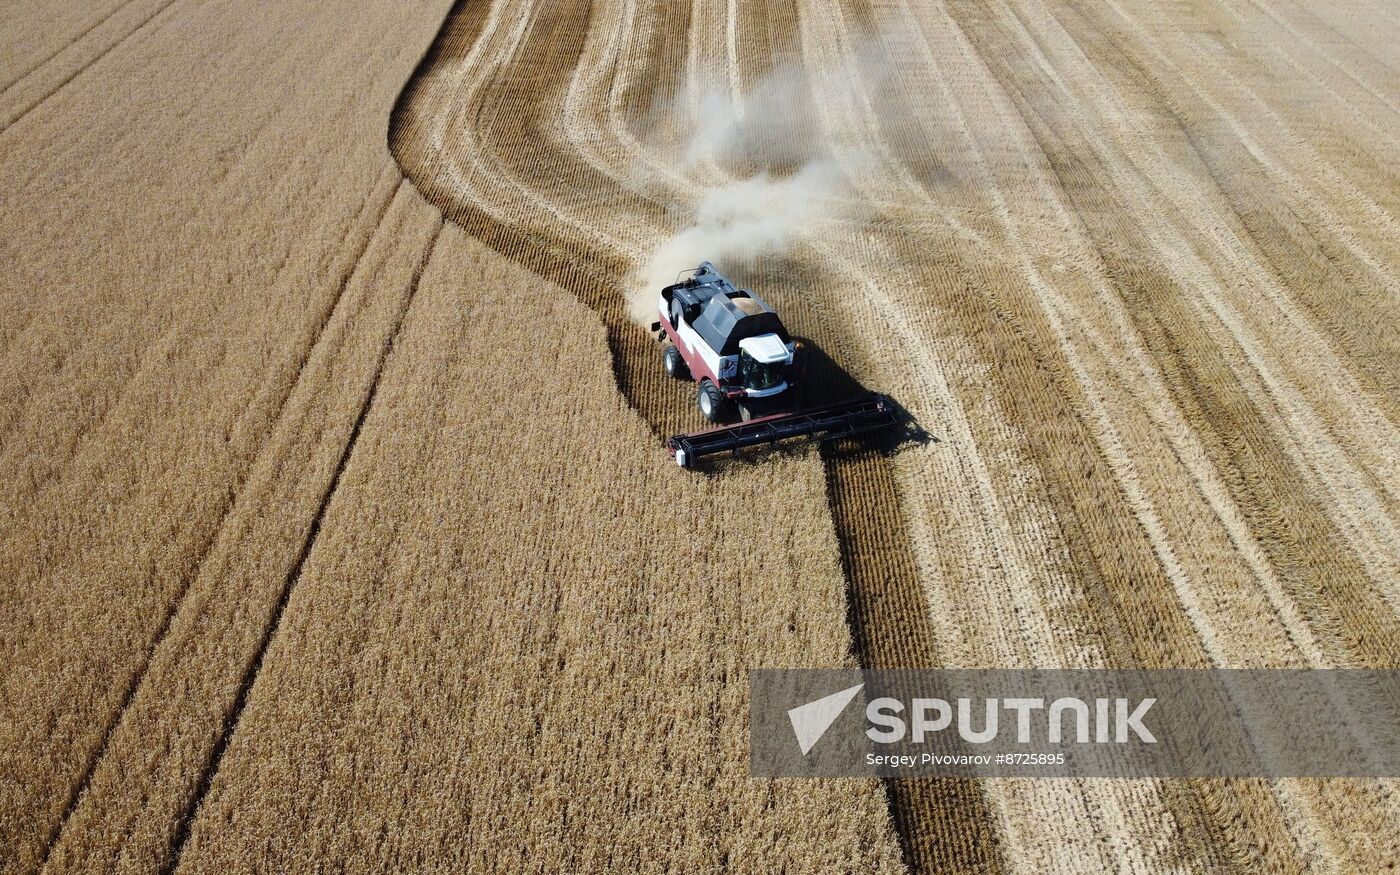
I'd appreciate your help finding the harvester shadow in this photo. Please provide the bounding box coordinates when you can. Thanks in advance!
[798,336,934,453]
[686,336,934,474]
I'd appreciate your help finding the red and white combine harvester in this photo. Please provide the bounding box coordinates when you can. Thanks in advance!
[650,262,902,468]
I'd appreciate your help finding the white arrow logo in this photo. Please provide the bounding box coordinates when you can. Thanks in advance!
[787,683,865,755]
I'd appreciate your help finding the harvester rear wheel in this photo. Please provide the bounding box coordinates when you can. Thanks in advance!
[698,380,731,423]
[663,344,690,380]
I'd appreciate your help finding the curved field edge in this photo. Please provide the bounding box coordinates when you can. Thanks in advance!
[1,0,909,872]
[385,3,990,872]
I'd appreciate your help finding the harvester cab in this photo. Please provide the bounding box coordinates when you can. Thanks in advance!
[652,261,797,423]
[650,262,903,468]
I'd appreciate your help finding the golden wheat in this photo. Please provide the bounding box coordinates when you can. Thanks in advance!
[4,0,1399,871]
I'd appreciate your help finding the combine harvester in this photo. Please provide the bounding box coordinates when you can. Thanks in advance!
[650,262,904,469]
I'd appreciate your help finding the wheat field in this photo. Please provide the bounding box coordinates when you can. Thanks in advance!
[2,0,1398,872]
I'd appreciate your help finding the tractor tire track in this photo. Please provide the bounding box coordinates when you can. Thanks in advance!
[0,0,139,95]
[164,220,444,872]
[0,0,181,132]
[34,170,405,872]
[39,189,447,873]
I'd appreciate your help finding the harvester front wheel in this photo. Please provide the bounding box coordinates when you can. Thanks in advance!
[698,380,731,423]
[663,344,690,380]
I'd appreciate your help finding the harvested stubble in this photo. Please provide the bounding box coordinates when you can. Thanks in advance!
[392,0,1400,871]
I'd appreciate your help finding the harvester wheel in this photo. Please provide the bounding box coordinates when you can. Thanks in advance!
[663,344,690,380]
[698,380,730,423]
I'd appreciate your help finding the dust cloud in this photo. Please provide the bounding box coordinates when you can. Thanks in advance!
[627,37,897,322]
